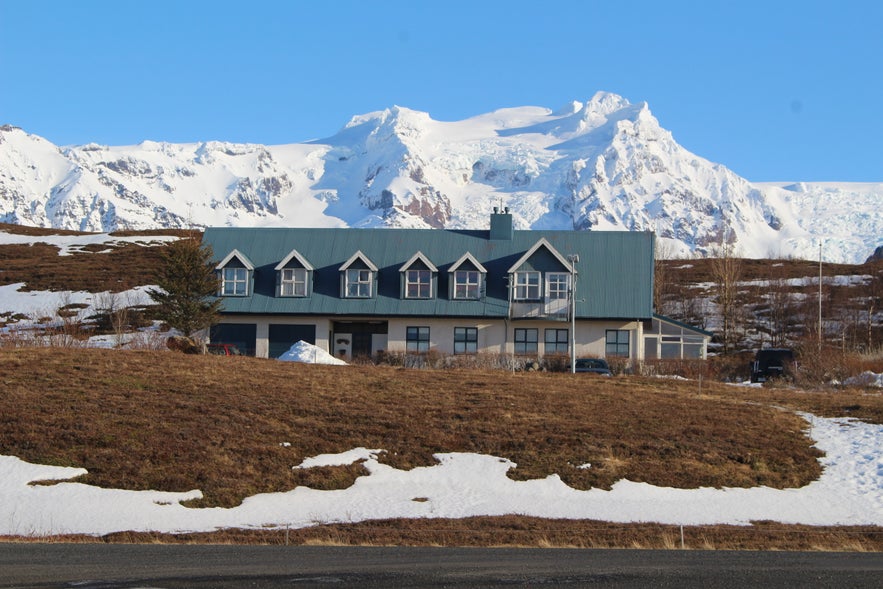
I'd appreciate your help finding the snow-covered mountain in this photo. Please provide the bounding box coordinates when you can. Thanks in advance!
[1,92,881,263]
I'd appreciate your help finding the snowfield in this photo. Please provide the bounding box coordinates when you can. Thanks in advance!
[0,283,157,320]
[0,414,880,537]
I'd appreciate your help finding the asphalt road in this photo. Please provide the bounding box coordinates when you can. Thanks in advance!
[2,544,882,588]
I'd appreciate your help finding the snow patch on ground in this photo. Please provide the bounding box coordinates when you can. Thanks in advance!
[294,448,385,469]
[0,414,880,537]
[0,231,178,256]
[842,372,883,388]
[0,284,156,318]
[277,340,347,365]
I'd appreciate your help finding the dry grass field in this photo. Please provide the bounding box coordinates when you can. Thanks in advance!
[1,346,882,550]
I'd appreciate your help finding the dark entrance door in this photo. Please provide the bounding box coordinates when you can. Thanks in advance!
[351,332,373,358]
[332,321,388,360]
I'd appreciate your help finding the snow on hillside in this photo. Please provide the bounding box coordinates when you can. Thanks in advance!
[1,92,882,263]
[0,229,178,255]
[755,182,883,265]
[0,413,881,536]
[0,231,179,347]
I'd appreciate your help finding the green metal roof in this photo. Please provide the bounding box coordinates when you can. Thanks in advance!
[202,224,655,319]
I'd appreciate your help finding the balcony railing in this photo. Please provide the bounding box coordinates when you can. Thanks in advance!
[510,298,569,320]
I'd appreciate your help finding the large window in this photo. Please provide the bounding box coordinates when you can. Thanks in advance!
[405,269,432,299]
[221,267,248,296]
[454,327,478,354]
[280,268,307,297]
[453,270,481,300]
[406,326,430,353]
[546,273,570,300]
[514,328,538,355]
[345,269,373,298]
[606,329,630,357]
[514,272,541,300]
[545,328,569,355]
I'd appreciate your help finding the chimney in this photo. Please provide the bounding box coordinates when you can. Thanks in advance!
[489,207,513,240]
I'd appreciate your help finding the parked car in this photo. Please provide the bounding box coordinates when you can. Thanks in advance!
[207,343,242,356]
[574,358,612,376]
[749,348,795,383]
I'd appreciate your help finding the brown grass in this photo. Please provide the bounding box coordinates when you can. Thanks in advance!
[1,347,880,549]
[3,519,882,551]
[0,223,192,293]
[0,347,844,510]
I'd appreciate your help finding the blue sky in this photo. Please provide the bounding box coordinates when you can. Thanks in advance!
[1,0,880,182]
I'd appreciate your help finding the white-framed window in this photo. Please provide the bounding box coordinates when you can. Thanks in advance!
[545,328,569,355]
[279,267,308,297]
[606,329,630,357]
[546,273,570,300]
[406,326,430,353]
[454,327,478,354]
[346,268,373,298]
[514,271,541,300]
[405,269,432,299]
[453,270,481,300]
[514,328,538,355]
[221,267,248,296]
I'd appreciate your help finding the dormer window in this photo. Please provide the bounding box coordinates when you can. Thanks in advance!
[280,268,308,296]
[405,269,431,298]
[546,272,570,300]
[275,249,313,298]
[340,251,378,299]
[399,251,437,300]
[346,269,373,297]
[514,271,540,300]
[449,252,487,301]
[507,239,576,318]
[222,268,249,296]
[216,249,255,297]
[453,270,480,299]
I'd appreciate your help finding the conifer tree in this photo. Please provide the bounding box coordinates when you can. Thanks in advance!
[148,236,222,338]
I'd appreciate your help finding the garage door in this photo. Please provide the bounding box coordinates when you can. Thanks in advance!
[269,324,317,358]
[210,323,257,356]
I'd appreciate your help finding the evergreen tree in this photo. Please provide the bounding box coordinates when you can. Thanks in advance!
[148,236,222,338]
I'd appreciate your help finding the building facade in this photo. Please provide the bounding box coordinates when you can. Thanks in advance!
[203,211,708,362]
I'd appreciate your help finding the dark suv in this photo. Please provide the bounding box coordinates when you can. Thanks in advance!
[750,348,795,383]
[574,358,613,376]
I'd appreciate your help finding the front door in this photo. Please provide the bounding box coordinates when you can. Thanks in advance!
[332,321,388,361]
[352,332,373,359]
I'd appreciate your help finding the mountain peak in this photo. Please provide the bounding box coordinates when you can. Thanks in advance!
[585,91,632,115]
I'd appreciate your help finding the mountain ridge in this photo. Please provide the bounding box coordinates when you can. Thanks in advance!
[1,93,881,263]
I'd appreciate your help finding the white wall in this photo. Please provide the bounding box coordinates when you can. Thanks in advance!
[219,314,648,361]
[386,318,644,360]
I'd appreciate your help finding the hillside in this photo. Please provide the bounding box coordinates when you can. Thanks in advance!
[1,346,882,549]
[2,93,881,264]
